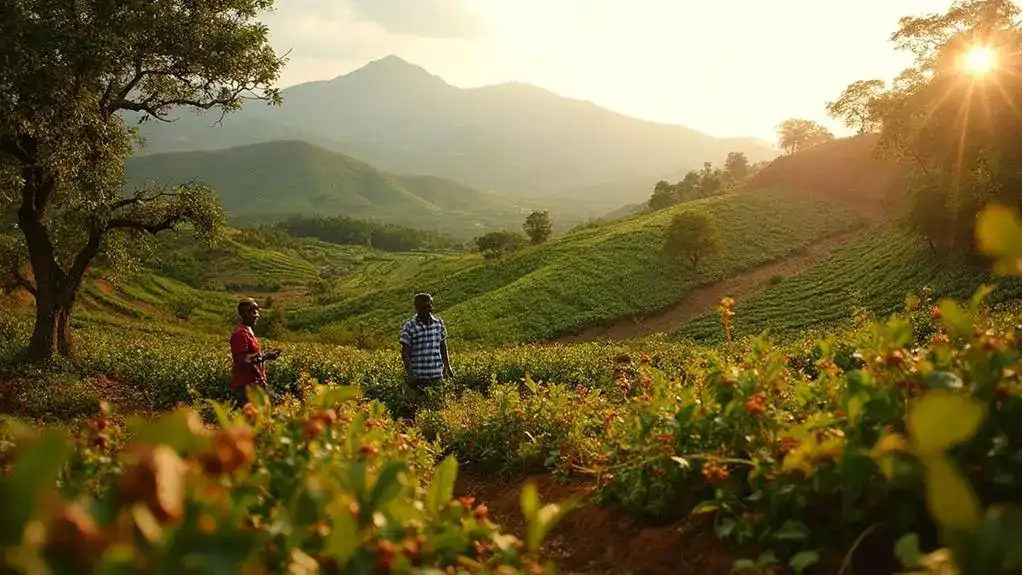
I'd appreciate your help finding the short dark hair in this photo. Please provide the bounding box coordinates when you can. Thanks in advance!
[413,293,432,304]
[238,298,259,314]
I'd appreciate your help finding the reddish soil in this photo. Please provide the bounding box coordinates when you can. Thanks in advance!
[454,472,747,574]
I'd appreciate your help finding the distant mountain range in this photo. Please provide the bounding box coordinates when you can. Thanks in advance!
[125,140,522,238]
[129,55,778,204]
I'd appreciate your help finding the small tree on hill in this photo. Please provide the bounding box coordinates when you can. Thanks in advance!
[0,0,283,360]
[724,152,750,181]
[523,210,553,244]
[648,180,677,211]
[664,212,722,270]
[776,118,834,155]
[474,231,526,259]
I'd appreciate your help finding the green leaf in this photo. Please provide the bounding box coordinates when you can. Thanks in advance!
[367,462,407,512]
[921,453,982,531]
[0,429,71,547]
[788,550,820,574]
[520,482,539,520]
[847,394,866,426]
[245,385,271,412]
[732,559,757,572]
[773,520,810,541]
[427,456,458,515]
[126,409,210,454]
[907,391,986,455]
[894,533,924,568]
[976,204,1022,275]
[325,510,360,565]
[525,500,576,554]
[312,385,362,409]
[937,300,973,340]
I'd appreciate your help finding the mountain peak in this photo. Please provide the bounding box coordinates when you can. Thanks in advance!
[342,55,448,88]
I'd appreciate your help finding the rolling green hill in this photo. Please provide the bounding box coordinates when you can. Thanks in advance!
[124,140,522,238]
[129,55,778,204]
[287,187,867,345]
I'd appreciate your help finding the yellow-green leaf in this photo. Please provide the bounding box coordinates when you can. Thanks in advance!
[976,204,1022,268]
[920,453,981,531]
[907,391,986,455]
[937,300,973,341]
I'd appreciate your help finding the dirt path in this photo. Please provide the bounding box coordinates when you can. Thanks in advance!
[555,226,872,344]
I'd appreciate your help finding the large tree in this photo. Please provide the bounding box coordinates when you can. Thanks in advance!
[860,0,1022,252]
[776,118,834,155]
[825,79,887,134]
[0,0,284,360]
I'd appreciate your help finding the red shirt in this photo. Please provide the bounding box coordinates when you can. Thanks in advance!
[230,323,265,389]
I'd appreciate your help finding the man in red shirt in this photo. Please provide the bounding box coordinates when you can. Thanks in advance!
[230,299,279,408]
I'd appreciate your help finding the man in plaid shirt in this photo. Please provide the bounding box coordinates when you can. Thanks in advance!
[400,293,454,398]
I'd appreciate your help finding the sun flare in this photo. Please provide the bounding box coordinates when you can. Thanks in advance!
[962,46,997,77]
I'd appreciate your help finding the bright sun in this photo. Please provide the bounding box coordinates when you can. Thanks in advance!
[962,46,997,76]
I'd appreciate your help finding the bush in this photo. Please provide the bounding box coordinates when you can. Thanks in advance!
[0,384,571,573]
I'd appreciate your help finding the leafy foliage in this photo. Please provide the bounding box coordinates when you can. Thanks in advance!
[663,211,722,270]
[473,230,527,259]
[522,211,553,245]
[0,0,282,359]
[835,0,1022,256]
[0,385,569,573]
[825,79,887,134]
[647,158,749,211]
[776,119,835,155]
[275,214,460,252]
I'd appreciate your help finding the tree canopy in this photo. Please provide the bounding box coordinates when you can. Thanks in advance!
[0,0,284,359]
[776,119,835,155]
[663,211,722,270]
[523,210,553,245]
[836,0,1022,253]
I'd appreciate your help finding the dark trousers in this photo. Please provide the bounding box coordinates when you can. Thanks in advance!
[233,386,251,409]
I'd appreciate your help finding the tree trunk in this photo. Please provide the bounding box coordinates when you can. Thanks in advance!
[29,288,59,361]
[57,306,74,357]
[18,170,94,362]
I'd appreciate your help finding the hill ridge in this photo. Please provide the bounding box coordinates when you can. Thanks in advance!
[125,140,519,237]
[131,56,778,202]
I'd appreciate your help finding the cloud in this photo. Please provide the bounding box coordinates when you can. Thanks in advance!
[348,0,488,39]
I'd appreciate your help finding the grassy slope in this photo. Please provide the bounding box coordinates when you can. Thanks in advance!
[125,140,521,238]
[73,234,453,332]
[289,187,866,344]
[674,227,1022,342]
[669,134,1021,342]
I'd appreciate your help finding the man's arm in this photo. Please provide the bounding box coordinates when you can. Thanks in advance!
[401,344,414,381]
[399,323,414,381]
[440,341,453,378]
[440,320,453,377]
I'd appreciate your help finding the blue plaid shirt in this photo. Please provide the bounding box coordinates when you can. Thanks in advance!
[399,314,447,380]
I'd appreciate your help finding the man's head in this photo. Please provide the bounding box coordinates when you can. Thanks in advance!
[238,298,260,327]
[413,293,433,317]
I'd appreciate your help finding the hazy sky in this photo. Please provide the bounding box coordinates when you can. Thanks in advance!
[263,0,955,143]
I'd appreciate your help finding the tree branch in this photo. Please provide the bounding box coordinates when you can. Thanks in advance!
[107,215,184,234]
[10,266,37,297]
